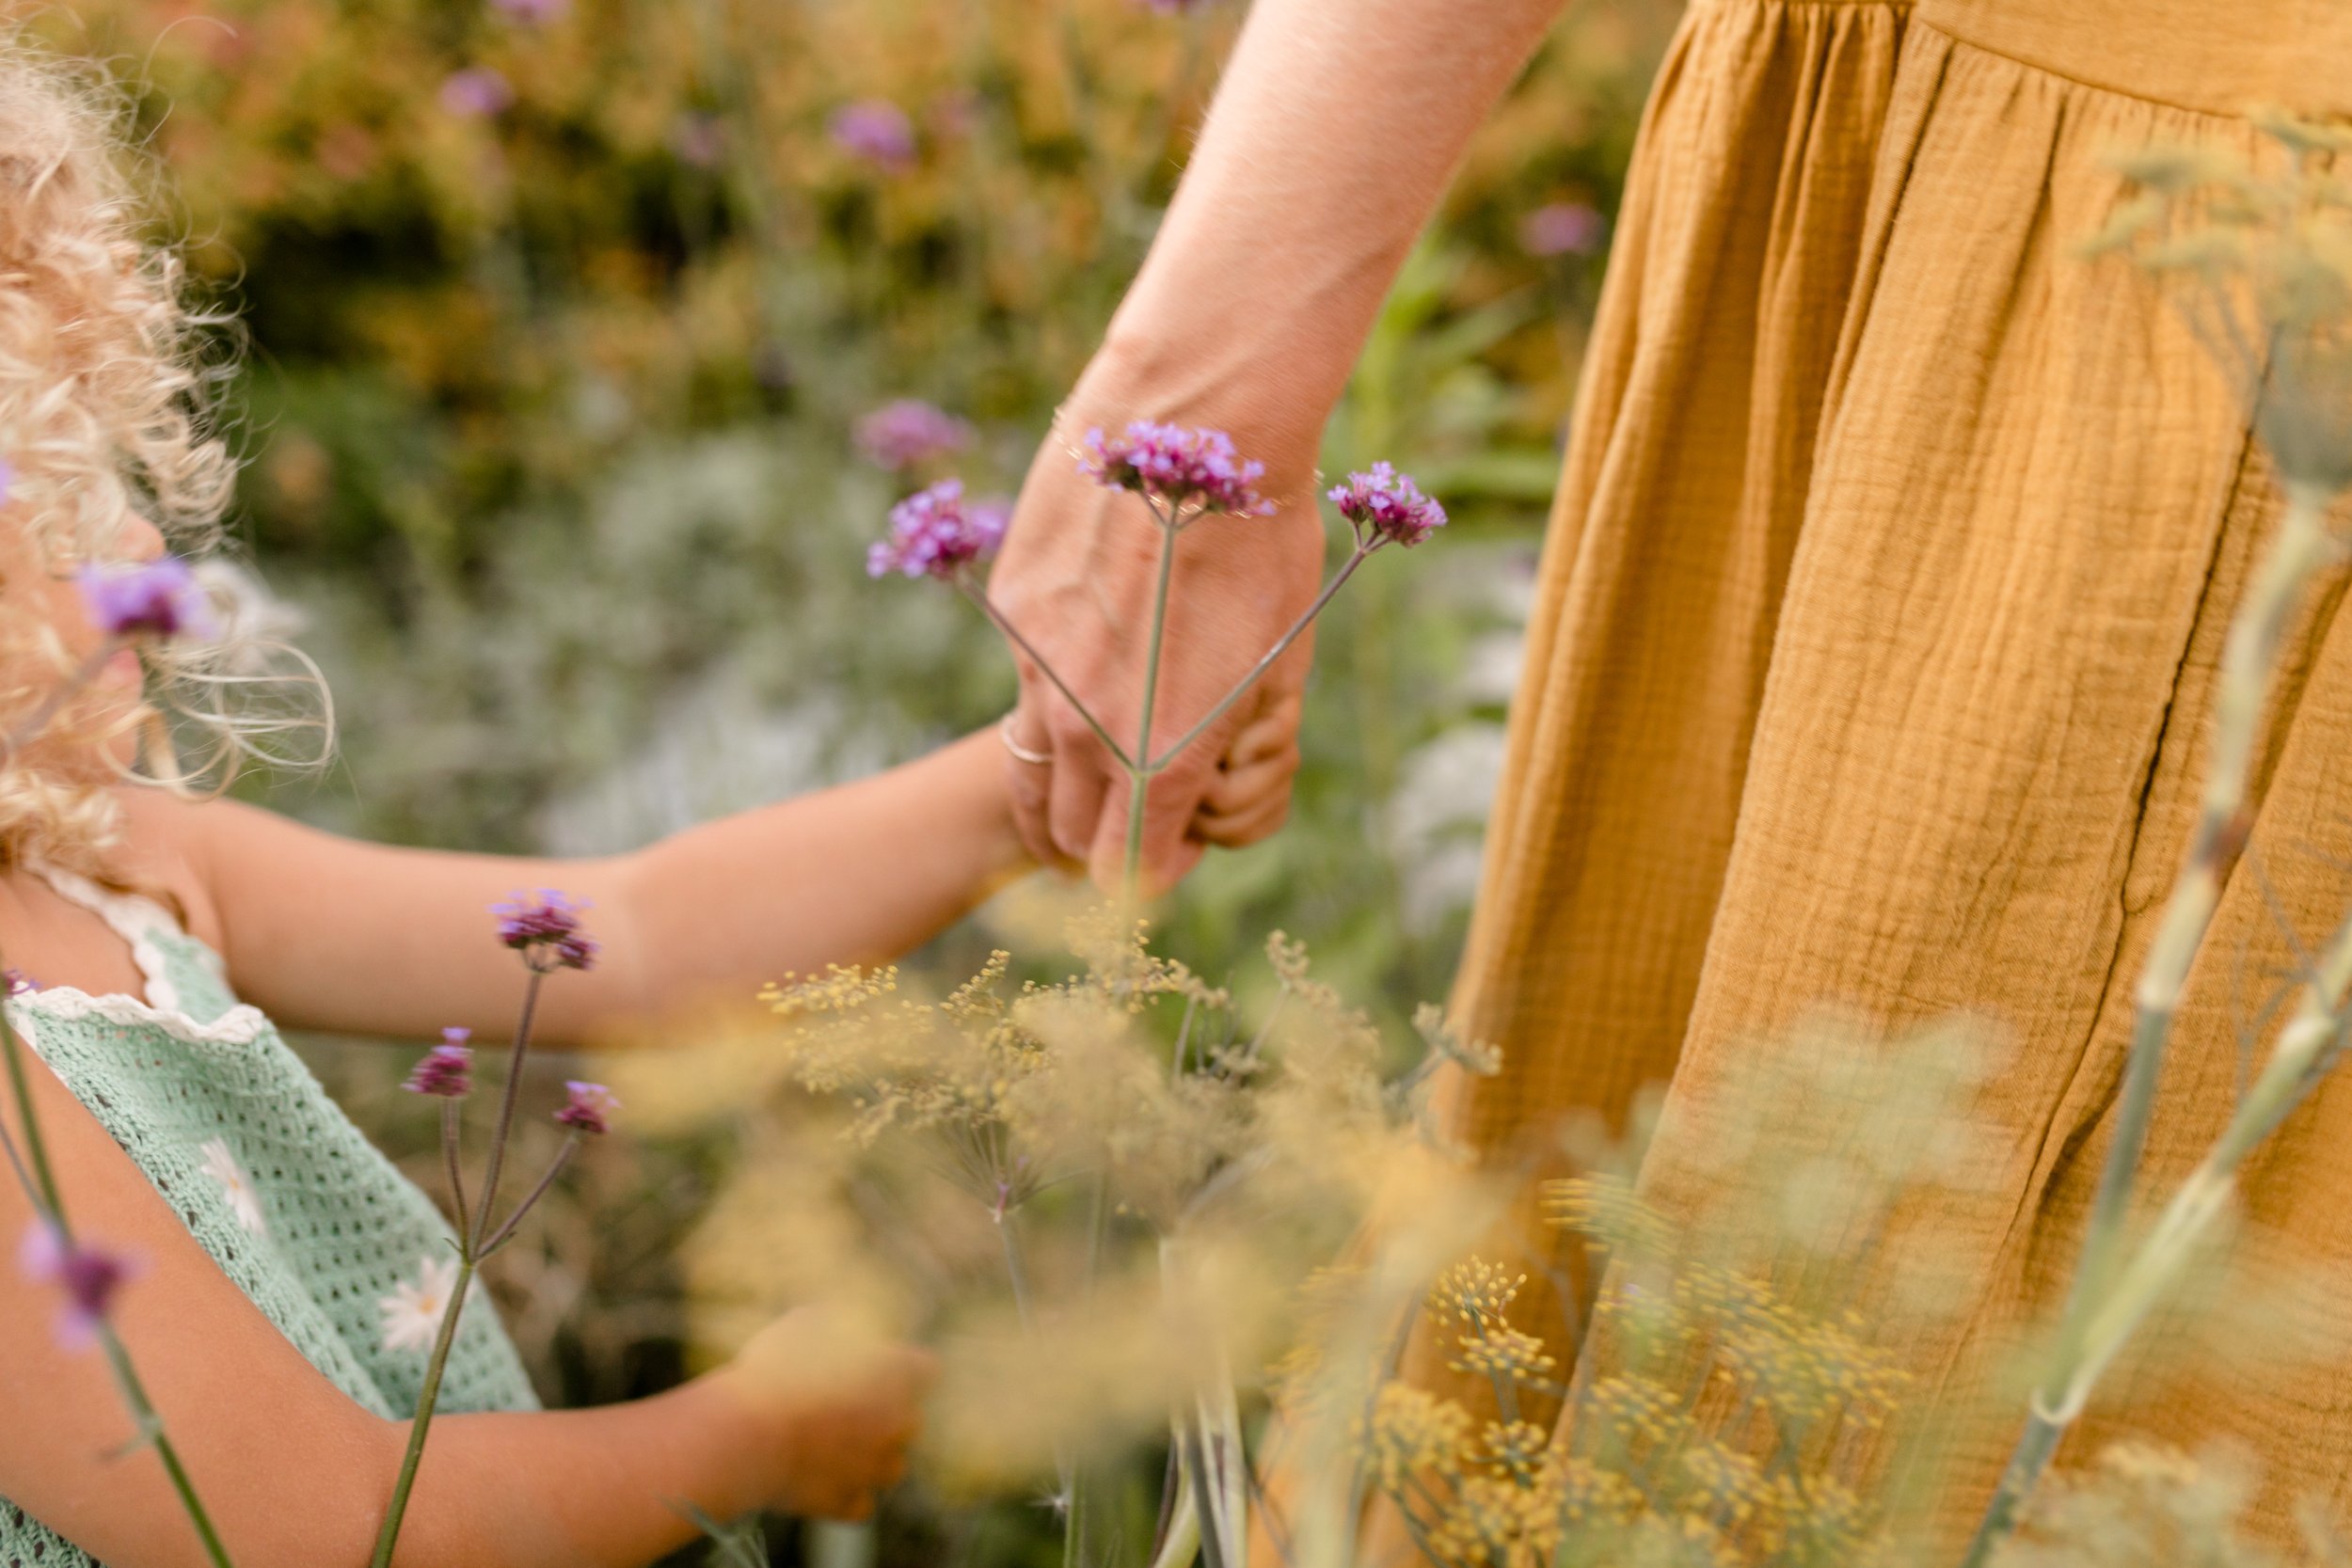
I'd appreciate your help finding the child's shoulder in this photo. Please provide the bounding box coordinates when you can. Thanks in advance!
[105,786,229,952]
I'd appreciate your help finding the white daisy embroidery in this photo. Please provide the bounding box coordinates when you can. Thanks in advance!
[379,1254,464,1354]
[197,1138,266,1236]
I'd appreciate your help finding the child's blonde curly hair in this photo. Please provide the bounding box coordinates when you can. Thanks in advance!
[0,40,326,881]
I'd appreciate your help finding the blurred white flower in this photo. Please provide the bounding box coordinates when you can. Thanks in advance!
[379,1254,463,1354]
[197,1138,266,1236]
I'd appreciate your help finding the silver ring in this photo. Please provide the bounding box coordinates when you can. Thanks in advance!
[999,715,1052,766]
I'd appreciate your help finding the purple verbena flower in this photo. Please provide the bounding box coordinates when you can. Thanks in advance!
[76,557,218,641]
[1518,201,1607,259]
[1080,422,1273,519]
[1329,463,1447,548]
[4,968,38,996]
[829,101,916,170]
[554,1081,619,1135]
[440,68,516,119]
[492,0,568,20]
[405,1029,475,1098]
[490,890,599,972]
[855,400,974,471]
[867,480,1009,580]
[19,1224,135,1353]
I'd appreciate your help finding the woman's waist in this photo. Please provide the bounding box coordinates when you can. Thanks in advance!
[1917,0,2352,118]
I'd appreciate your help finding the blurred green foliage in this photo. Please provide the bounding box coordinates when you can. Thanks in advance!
[34,0,1677,1558]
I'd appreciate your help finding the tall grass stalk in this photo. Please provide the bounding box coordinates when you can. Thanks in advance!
[1964,480,2343,1562]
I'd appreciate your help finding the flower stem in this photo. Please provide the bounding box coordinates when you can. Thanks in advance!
[1148,546,1373,775]
[0,1006,63,1217]
[468,968,546,1255]
[439,1099,468,1233]
[0,1000,237,1565]
[96,1325,237,1568]
[478,1135,579,1258]
[999,1212,1080,1553]
[958,578,1134,770]
[368,1256,477,1568]
[1964,482,2339,1562]
[1123,510,1182,901]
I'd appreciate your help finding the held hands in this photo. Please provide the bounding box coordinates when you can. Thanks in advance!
[723,1307,937,1522]
[988,427,1327,894]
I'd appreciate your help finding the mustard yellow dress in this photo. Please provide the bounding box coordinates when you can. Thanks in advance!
[1449,0,2352,1531]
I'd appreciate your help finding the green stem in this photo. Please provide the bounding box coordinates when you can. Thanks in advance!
[468,968,546,1254]
[96,1326,235,1568]
[1148,546,1374,774]
[0,1005,63,1218]
[1123,509,1182,901]
[368,1257,477,1568]
[439,1098,467,1232]
[960,578,1135,770]
[478,1135,579,1258]
[1967,483,2337,1562]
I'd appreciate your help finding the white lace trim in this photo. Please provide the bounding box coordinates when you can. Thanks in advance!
[23,859,217,1017]
[10,983,270,1048]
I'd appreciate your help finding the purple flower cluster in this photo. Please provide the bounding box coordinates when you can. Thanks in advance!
[491,890,598,972]
[4,968,37,996]
[405,1029,475,1098]
[829,101,916,170]
[867,480,1009,580]
[1518,201,1607,259]
[491,0,567,20]
[855,400,974,471]
[19,1224,135,1352]
[555,1081,619,1135]
[440,68,516,119]
[1080,422,1273,518]
[76,557,217,641]
[1329,463,1447,549]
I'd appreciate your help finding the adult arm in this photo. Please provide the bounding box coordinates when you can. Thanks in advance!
[990,0,1572,888]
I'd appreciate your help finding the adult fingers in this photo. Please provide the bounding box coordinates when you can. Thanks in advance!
[1047,725,1114,866]
[1223,689,1303,769]
[1200,745,1301,818]
[1089,749,1216,894]
[1192,791,1293,848]
[1001,706,1060,867]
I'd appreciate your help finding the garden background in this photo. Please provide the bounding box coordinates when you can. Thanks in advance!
[39,0,1677,1560]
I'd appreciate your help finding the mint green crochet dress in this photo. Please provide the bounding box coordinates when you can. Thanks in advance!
[1,864,538,1566]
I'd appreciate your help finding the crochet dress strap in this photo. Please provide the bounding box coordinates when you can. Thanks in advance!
[0,862,539,1568]
[26,861,259,1030]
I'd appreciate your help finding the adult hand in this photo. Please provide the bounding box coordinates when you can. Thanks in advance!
[989,409,1327,894]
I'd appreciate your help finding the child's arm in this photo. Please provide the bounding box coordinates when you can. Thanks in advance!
[170,727,1028,1049]
[0,1057,927,1567]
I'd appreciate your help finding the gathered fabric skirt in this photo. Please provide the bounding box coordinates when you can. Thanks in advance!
[1446,0,2352,1533]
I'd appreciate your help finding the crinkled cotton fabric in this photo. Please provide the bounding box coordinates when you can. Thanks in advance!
[1445,0,2352,1535]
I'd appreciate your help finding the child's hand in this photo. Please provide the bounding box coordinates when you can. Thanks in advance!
[1189,690,1304,848]
[722,1307,937,1521]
